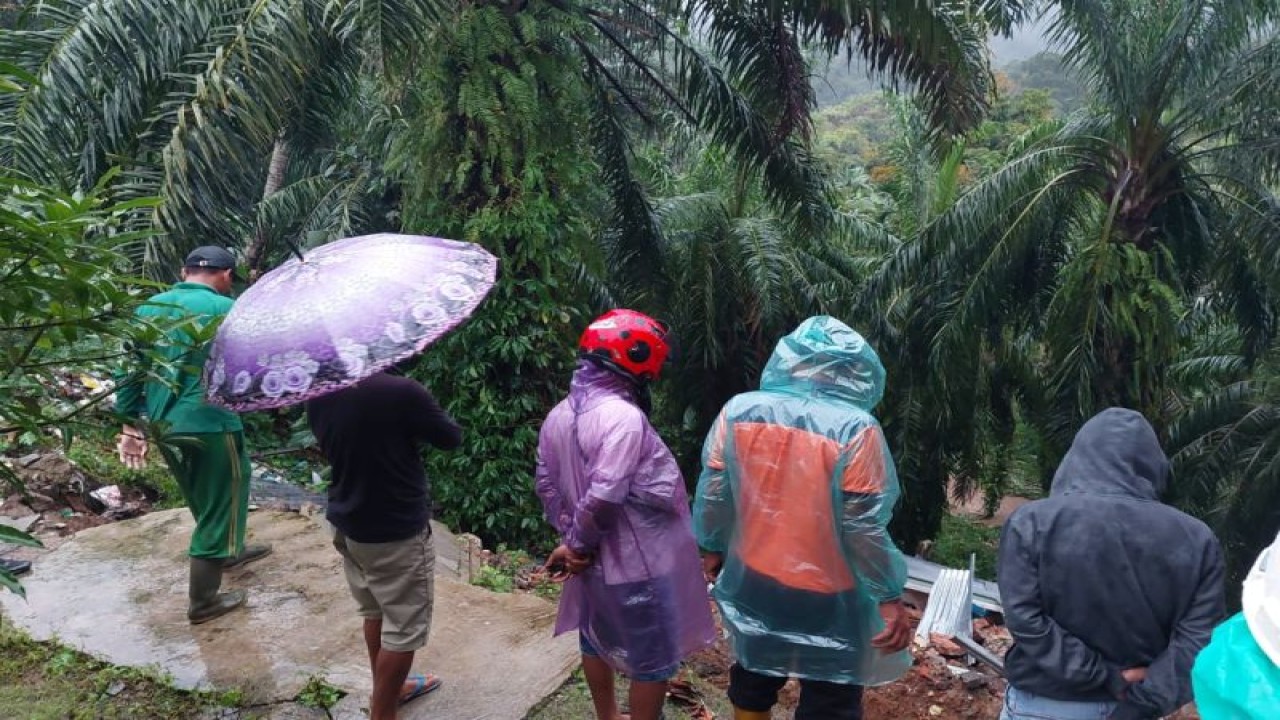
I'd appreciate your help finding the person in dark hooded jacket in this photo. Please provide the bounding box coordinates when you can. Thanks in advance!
[997,408,1225,720]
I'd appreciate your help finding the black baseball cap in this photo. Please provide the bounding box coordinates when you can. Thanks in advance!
[184,246,240,279]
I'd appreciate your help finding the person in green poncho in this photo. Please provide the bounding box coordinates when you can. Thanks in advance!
[694,317,913,720]
[114,247,271,625]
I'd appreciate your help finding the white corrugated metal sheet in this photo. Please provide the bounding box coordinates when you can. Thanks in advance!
[905,555,1003,613]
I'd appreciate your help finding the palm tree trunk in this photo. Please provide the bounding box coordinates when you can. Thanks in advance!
[245,135,291,280]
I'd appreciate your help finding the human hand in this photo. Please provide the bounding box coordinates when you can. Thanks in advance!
[1121,667,1147,684]
[871,600,913,653]
[116,426,148,470]
[544,544,591,583]
[1115,666,1147,700]
[1111,666,1147,700]
[701,552,723,584]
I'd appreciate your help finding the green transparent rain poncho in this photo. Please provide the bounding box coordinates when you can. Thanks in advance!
[694,316,910,685]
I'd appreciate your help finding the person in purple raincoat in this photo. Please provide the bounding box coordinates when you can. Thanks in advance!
[536,309,716,720]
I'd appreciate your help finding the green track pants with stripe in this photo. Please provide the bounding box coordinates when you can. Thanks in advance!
[163,431,251,559]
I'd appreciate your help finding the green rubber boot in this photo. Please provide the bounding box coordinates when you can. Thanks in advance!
[223,543,273,569]
[188,558,246,625]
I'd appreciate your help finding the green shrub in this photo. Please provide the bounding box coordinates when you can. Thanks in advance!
[929,515,1000,581]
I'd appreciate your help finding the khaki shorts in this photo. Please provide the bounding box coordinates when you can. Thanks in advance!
[330,524,435,653]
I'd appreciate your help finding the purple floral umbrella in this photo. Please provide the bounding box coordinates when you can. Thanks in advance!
[205,233,497,411]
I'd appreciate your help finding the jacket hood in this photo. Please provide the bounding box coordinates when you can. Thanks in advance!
[1050,408,1170,499]
[569,359,639,411]
[759,316,885,410]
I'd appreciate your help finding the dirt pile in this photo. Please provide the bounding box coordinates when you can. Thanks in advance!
[685,603,1201,719]
[1,450,152,542]
[685,612,1008,719]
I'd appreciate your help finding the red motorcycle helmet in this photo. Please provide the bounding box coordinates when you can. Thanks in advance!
[578,309,670,382]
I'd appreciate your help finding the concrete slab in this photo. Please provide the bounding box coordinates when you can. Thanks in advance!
[0,508,577,719]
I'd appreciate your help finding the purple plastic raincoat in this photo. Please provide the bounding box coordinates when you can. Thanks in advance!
[536,362,716,677]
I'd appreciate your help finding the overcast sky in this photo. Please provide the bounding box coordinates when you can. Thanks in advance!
[991,10,1058,66]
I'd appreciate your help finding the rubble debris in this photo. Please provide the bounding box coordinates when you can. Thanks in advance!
[929,632,966,659]
[0,514,38,533]
[959,671,989,691]
[955,632,1006,674]
[2,450,155,536]
[89,485,124,511]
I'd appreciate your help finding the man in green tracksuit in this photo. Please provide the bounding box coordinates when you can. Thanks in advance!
[114,246,271,624]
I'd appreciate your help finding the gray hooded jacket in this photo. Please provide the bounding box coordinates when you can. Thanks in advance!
[998,409,1225,719]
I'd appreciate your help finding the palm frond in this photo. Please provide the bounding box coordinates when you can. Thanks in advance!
[592,2,836,231]
[689,0,1031,139]
[583,59,668,308]
[330,0,453,78]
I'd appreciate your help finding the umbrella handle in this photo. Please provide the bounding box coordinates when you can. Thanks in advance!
[248,238,305,284]
[284,237,306,262]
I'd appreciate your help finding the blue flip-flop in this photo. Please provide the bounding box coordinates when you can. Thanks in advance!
[400,673,443,705]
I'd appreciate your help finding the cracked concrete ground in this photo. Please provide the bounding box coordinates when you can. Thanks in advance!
[0,508,577,719]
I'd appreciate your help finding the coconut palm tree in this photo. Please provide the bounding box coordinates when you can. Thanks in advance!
[0,0,444,274]
[1168,321,1280,599]
[872,0,1280,465]
[0,0,1025,277]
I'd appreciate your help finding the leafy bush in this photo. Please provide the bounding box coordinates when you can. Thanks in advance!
[928,515,1000,581]
[471,565,516,595]
[0,173,158,454]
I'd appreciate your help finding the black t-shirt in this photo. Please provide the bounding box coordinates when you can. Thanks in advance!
[306,372,462,543]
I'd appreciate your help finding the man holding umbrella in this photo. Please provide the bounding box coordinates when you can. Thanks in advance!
[203,233,500,718]
[115,246,271,625]
[307,360,460,718]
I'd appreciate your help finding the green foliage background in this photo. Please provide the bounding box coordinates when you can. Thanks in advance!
[2,0,1280,606]
[396,4,594,546]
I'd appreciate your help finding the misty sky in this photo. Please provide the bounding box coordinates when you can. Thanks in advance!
[991,10,1057,66]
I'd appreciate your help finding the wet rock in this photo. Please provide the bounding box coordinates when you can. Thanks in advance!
[960,671,989,691]
[0,496,35,517]
[982,625,1015,656]
[12,452,93,493]
[929,632,966,658]
[328,694,367,720]
[195,709,243,720]
[0,514,38,533]
[26,493,58,513]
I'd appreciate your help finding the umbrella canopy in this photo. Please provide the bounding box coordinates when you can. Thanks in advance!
[205,233,497,411]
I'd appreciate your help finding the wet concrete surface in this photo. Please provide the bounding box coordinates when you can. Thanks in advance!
[0,508,577,719]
